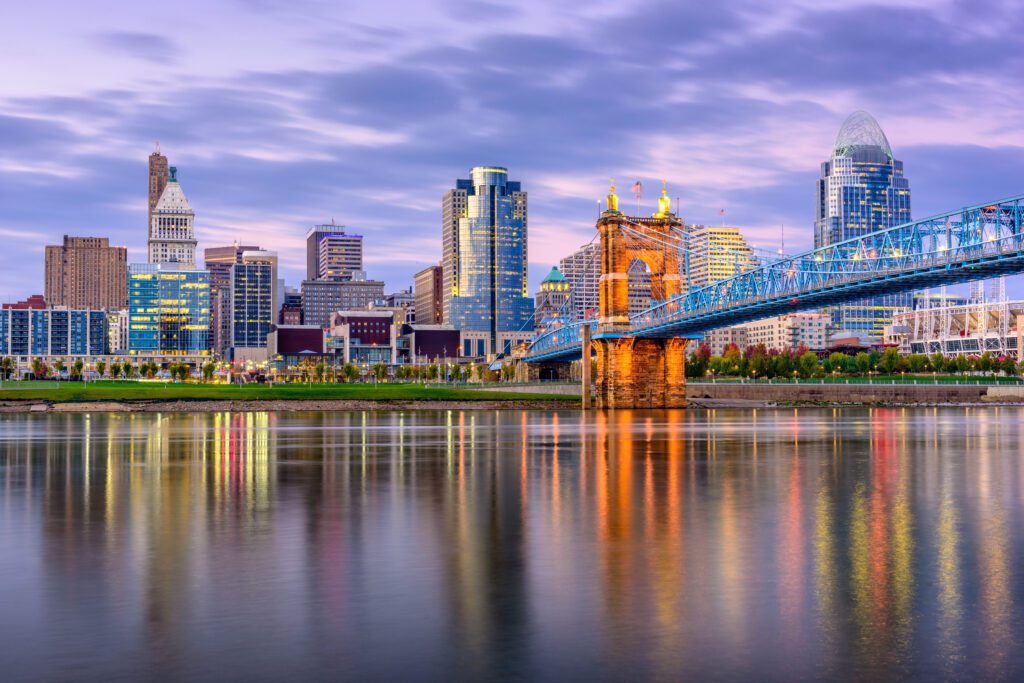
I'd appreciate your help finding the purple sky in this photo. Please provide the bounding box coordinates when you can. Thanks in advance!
[2,0,1023,302]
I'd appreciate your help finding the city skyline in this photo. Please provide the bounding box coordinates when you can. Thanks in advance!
[2,1,1024,302]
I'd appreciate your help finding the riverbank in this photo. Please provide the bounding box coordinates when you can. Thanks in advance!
[0,398,575,413]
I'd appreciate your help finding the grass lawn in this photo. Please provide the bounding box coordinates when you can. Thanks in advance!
[0,380,578,403]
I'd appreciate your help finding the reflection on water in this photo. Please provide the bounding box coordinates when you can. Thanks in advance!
[2,407,1024,680]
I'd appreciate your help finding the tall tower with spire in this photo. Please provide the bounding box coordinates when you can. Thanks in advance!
[148,166,198,268]
[148,145,169,239]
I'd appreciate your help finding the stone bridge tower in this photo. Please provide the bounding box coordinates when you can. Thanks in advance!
[593,181,690,408]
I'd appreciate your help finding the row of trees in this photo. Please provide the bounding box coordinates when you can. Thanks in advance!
[289,360,507,384]
[685,344,1021,379]
[2,358,221,382]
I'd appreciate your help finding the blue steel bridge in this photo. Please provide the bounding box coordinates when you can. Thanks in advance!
[527,195,1024,363]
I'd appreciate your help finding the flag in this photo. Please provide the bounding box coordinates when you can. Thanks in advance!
[631,181,642,196]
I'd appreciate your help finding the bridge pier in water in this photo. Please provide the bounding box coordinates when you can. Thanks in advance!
[594,337,688,409]
[594,182,689,409]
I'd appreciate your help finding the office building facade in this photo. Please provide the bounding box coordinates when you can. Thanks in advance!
[300,278,385,328]
[534,267,571,327]
[0,308,108,358]
[230,251,277,356]
[687,226,758,290]
[44,236,128,310]
[559,243,600,320]
[815,111,912,340]
[443,166,533,355]
[148,146,169,238]
[128,263,211,356]
[306,224,363,281]
[148,166,198,268]
[204,244,261,357]
[414,265,443,325]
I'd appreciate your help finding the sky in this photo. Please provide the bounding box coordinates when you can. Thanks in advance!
[1,0,1023,302]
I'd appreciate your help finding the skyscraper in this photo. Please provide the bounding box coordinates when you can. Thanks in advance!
[560,243,600,320]
[306,224,363,281]
[687,225,758,290]
[414,264,443,325]
[44,236,128,310]
[443,166,533,355]
[815,111,912,340]
[205,243,261,357]
[148,166,198,268]
[230,251,277,359]
[148,146,169,239]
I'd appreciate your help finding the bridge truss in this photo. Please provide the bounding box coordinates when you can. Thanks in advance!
[527,195,1024,362]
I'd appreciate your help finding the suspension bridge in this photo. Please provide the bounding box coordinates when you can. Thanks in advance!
[523,186,1024,408]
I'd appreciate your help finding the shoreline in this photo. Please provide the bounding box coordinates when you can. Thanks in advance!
[2,396,1024,413]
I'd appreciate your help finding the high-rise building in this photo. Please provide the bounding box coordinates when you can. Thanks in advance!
[560,243,600,320]
[687,226,758,290]
[441,186,468,324]
[128,263,211,357]
[230,251,277,359]
[205,244,261,357]
[628,260,653,316]
[443,166,533,355]
[148,166,198,268]
[306,224,363,281]
[0,308,108,359]
[148,146,169,239]
[414,265,443,325]
[815,111,912,340]
[534,267,571,328]
[44,236,128,310]
[300,277,385,328]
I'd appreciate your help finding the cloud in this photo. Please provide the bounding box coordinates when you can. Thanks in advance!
[2,0,1024,302]
[95,32,181,64]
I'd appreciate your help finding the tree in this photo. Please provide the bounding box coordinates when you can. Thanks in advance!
[500,364,516,382]
[30,358,43,379]
[825,352,848,375]
[426,363,439,380]
[855,352,873,375]
[373,363,388,382]
[999,357,1017,376]
[343,363,360,383]
[202,362,216,382]
[314,362,326,383]
[123,362,136,379]
[877,347,901,375]
[929,352,946,373]
[954,355,970,374]
[797,352,820,379]
[95,360,107,378]
[71,359,84,380]
[53,360,65,377]
[906,354,927,373]
[1,357,15,380]
[979,351,994,374]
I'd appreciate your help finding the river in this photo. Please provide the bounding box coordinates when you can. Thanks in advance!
[1,408,1023,681]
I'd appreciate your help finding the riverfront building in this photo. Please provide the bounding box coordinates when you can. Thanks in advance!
[534,267,571,328]
[300,277,385,328]
[559,243,600,320]
[442,167,534,355]
[0,307,108,359]
[127,263,211,357]
[148,167,198,268]
[230,251,278,360]
[887,300,1024,358]
[44,236,128,310]
[414,265,443,325]
[204,244,262,358]
[687,226,758,290]
[815,111,912,341]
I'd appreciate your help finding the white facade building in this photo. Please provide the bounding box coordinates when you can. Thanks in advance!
[148,166,197,268]
[888,300,1024,358]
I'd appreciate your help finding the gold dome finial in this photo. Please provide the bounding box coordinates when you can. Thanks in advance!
[606,178,619,212]
[655,179,672,217]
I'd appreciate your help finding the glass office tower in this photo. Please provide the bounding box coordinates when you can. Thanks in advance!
[815,111,912,341]
[446,166,534,355]
[128,263,211,356]
[230,252,275,350]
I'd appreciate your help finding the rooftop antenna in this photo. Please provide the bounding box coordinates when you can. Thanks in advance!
[155,141,161,154]
[632,180,643,216]
[719,208,725,227]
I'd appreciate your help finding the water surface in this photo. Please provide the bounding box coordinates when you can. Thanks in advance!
[2,407,1024,681]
